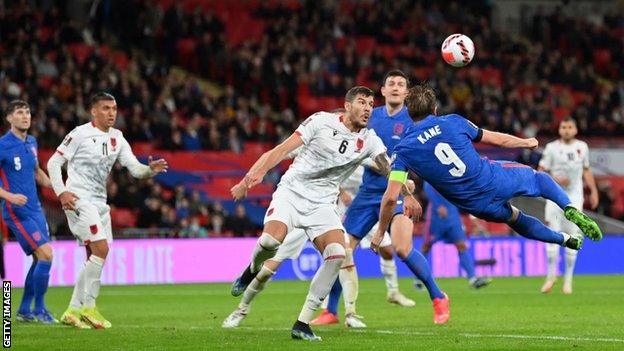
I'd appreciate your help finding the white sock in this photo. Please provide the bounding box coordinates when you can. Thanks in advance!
[240,266,275,307]
[250,233,281,273]
[298,243,345,324]
[83,256,105,308]
[545,243,559,281]
[339,248,358,316]
[563,248,578,285]
[380,256,399,294]
[69,261,87,309]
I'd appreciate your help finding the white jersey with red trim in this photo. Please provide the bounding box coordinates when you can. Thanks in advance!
[539,139,589,203]
[55,122,139,202]
[279,111,386,204]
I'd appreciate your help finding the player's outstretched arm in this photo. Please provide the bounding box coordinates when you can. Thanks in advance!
[371,178,402,253]
[583,168,599,209]
[243,133,303,189]
[118,136,168,178]
[481,130,538,149]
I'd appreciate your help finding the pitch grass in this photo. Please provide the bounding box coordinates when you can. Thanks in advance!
[11,276,624,350]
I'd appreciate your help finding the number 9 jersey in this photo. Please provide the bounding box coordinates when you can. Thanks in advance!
[392,114,495,210]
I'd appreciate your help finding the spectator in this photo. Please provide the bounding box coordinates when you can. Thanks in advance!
[224,204,259,237]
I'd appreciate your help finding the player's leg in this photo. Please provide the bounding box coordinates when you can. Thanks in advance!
[378,237,415,307]
[30,212,57,323]
[292,229,345,341]
[310,279,341,325]
[4,213,51,322]
[232,190,294,295]
[561,211,581,294]
[542,201,561,293]
[223,229,307,328]
[503,204,582,250]
[500,165,602,241]
[339,234,366,328]
[390,214,449,324]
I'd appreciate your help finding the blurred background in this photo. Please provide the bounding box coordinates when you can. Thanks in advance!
[0,0,622,284]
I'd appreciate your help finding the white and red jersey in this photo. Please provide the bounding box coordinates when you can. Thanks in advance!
[539,139,589,203]
[279,112,386,204]
[55,122,140,202]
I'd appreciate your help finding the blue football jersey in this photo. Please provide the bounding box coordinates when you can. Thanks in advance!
[423,181,461,220]
[393,114,496,206]
[0,131,42,215]
[359,106,413,193]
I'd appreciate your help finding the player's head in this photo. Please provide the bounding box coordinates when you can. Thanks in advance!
[344,86,374,129]
[405,83,437,122]
[90,92,117,129]
[381,69,409,107]
[558,117,578,141]
[5,100,31,132]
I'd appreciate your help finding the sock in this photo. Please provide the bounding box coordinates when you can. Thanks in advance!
[509,212,565,244]
[402,249,444,300]
[83,256,105,308]
[380,256,399,294]
[69,261,88,309]
[18,261,37,314]
[536,172,572,209]
[338,248,358,315]
[240,266,275,307]
[563,248,578,285]
[250,233,281,273]
[545,243,559,281]
[326,279,342,315]
[33,260,52,312]
[298,243,345,324]
[457,250,475,280]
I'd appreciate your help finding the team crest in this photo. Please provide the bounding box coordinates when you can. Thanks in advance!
[111,138,117,151]
[355,138,364,152]
[393,123,405,135]
[33,231,41,241]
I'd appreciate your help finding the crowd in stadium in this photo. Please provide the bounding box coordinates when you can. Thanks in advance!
[0,1,623,238]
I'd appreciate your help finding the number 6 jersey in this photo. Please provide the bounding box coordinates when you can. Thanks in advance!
[279,112,386,204]
[54,122,141,202]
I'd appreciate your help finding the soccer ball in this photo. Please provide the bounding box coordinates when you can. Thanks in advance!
[441,34,475,67]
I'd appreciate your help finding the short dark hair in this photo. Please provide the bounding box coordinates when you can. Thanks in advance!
[560,117,577,126]
[6,100,29,116]
[90,92,115,108]
[345,86,374,103]
[382,69,409,86]
[405,83,437,121]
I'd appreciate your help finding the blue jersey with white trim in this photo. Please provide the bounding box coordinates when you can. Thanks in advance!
[392,114,495,206]
[0,131,42,215]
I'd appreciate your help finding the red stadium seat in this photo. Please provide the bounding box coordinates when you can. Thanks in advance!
[111,208,138,229]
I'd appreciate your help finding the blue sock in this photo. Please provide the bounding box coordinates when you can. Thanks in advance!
[536,172,572,209]
[33,260,52,313]
[327,279,342,315]
[402,249,444,300]
[18,261,37,314]
[510,212,564,244]
[458,250,475,279]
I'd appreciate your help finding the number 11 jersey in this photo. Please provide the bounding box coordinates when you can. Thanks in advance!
[392,114,496,207]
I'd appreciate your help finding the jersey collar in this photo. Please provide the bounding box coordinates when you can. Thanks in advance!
[383,105,407,118]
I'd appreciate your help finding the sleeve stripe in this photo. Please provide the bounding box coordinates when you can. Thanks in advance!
[56,150,64,155]
[294,131,302,137]
[389,170,408,184]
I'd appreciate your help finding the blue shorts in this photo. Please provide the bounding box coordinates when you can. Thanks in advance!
[2,208,49,255]
[462,161,541,223]
[424,208,465,245]
[343,191,404,239]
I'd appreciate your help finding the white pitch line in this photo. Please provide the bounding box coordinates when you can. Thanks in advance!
[119,325,624,344]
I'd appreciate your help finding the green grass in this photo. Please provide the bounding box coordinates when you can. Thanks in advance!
[11,276,624,350]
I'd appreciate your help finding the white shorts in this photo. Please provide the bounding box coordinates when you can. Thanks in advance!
[64,199,112,246]
[358,222,393,249]
[273,229,308,262]
[264,187,344,242]
[544,199,582,235]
